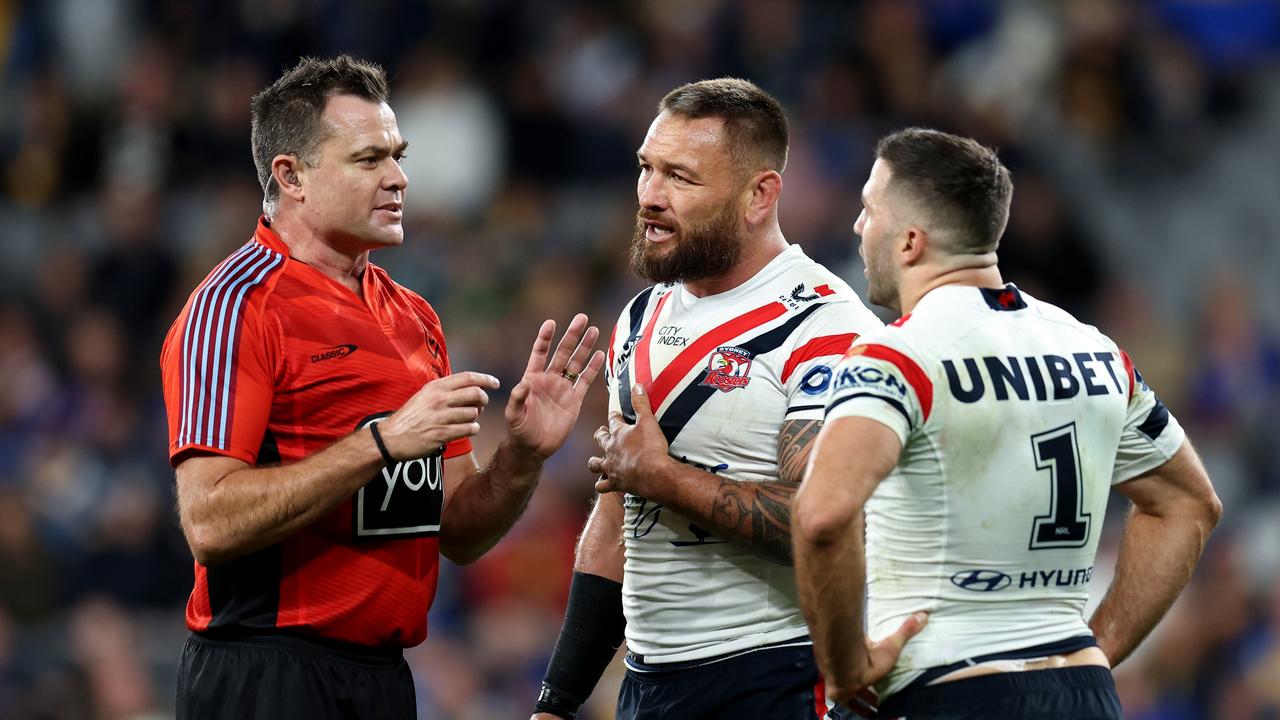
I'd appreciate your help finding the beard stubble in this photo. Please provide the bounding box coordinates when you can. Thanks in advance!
[629,204,744,285]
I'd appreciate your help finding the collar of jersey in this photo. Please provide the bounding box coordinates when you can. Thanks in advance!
[918,282,1028,311]
[253,216,292,256]
[251,215,389,303]
[675,243,805,307]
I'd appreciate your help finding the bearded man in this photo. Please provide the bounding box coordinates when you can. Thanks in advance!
[530,78,888,720]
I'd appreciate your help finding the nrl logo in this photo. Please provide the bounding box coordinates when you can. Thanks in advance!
[700,346,753,392]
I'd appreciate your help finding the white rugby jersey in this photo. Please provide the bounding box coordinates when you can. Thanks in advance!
[824,284,1186,697]
[606,245,883,664]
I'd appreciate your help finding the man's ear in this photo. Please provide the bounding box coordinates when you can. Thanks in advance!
[901,227,929,266]
[271,154,305,203]
[745,170,782,226]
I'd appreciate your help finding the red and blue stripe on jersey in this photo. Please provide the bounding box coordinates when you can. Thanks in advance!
[614,287,853,444]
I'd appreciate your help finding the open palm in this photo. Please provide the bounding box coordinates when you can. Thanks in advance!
[505,314,606,459]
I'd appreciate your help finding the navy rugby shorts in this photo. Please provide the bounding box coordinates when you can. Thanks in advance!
[876,665,1122,719]
[617,640,849,720]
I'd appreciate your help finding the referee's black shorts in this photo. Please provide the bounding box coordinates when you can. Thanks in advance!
[876,666,1122,719]
[177,631,415,720]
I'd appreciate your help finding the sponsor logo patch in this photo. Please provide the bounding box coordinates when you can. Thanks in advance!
[311,344,357,363]
[832,363,909,399]
[950,569,1013,592]
[352,413,443,538]
[801,365,834,396]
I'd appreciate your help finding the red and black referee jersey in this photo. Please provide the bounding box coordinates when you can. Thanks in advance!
[160,217,471,648]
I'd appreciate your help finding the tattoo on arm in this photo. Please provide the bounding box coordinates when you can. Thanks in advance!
[702,420,822,564]
[778,419,823,485]
[711,478,798,564]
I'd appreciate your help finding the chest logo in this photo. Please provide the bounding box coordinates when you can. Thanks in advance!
[311,344,358,363]
[700,346,754,392]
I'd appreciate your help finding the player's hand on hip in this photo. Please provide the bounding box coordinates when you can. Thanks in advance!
[833,611,929,716]
[864,611,928,683]
[505,314,606,459]
[590,384,671,496]
[379,371,499,458]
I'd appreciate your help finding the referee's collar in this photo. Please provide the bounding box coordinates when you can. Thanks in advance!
[253,215,291,256]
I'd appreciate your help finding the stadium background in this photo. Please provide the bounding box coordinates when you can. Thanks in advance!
[2,0,1279,718]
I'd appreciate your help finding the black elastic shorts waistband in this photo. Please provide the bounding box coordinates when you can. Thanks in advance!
[880,665,1115,717]
[190,629,405,666]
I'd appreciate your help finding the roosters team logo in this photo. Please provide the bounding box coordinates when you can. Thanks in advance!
[700,346,753,392]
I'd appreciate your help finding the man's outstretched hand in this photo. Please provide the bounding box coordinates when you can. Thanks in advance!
[506,313,606,459]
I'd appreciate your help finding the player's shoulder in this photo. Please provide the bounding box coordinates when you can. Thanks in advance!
[1024,292,1117,348]
[162,237,289,371]
[171,240,287,329]
[614,283,669,325]
[194,238,288,297]
[772,249,882,331]
[842,321,924,370]
[851,299,947,362]
[839,295,971,381]
[771,246,852,302]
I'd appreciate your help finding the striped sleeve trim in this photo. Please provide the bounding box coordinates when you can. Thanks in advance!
[853,343,934,422]
[825,392,912,428]
[178,242,284,450]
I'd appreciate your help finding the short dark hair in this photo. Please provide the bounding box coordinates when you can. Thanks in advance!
[659,78,789,174]
[250,55,390,207]
[875,128,1013,254]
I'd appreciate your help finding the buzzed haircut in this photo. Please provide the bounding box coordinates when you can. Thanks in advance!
[659,78,789,175]
[875,128,1014,255]
[250,55,390,207]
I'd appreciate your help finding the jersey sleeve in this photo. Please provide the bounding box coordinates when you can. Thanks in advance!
[1112,351,1186,485]
[161,297,278,467]
[823,337,934,447]
[780,301,882,422]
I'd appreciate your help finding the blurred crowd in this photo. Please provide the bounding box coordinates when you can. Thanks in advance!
[1,0,1279,718]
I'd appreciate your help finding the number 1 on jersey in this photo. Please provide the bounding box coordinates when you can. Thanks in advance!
[1029,423,1091,549]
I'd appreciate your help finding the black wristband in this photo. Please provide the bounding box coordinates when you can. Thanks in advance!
[535,572,626,718]
[368,422,398,467]
[534,682,580,719]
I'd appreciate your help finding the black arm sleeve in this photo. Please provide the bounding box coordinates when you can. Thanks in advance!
[534,571,626,718]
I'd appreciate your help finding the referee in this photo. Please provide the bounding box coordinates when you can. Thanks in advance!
[160,55,604,719]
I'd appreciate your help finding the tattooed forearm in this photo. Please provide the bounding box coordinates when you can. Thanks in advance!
[778,419,823,485]
[711,478,799,564]
[655,419,821,564]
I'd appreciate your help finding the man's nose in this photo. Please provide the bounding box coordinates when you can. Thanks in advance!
[638,174,667,210]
